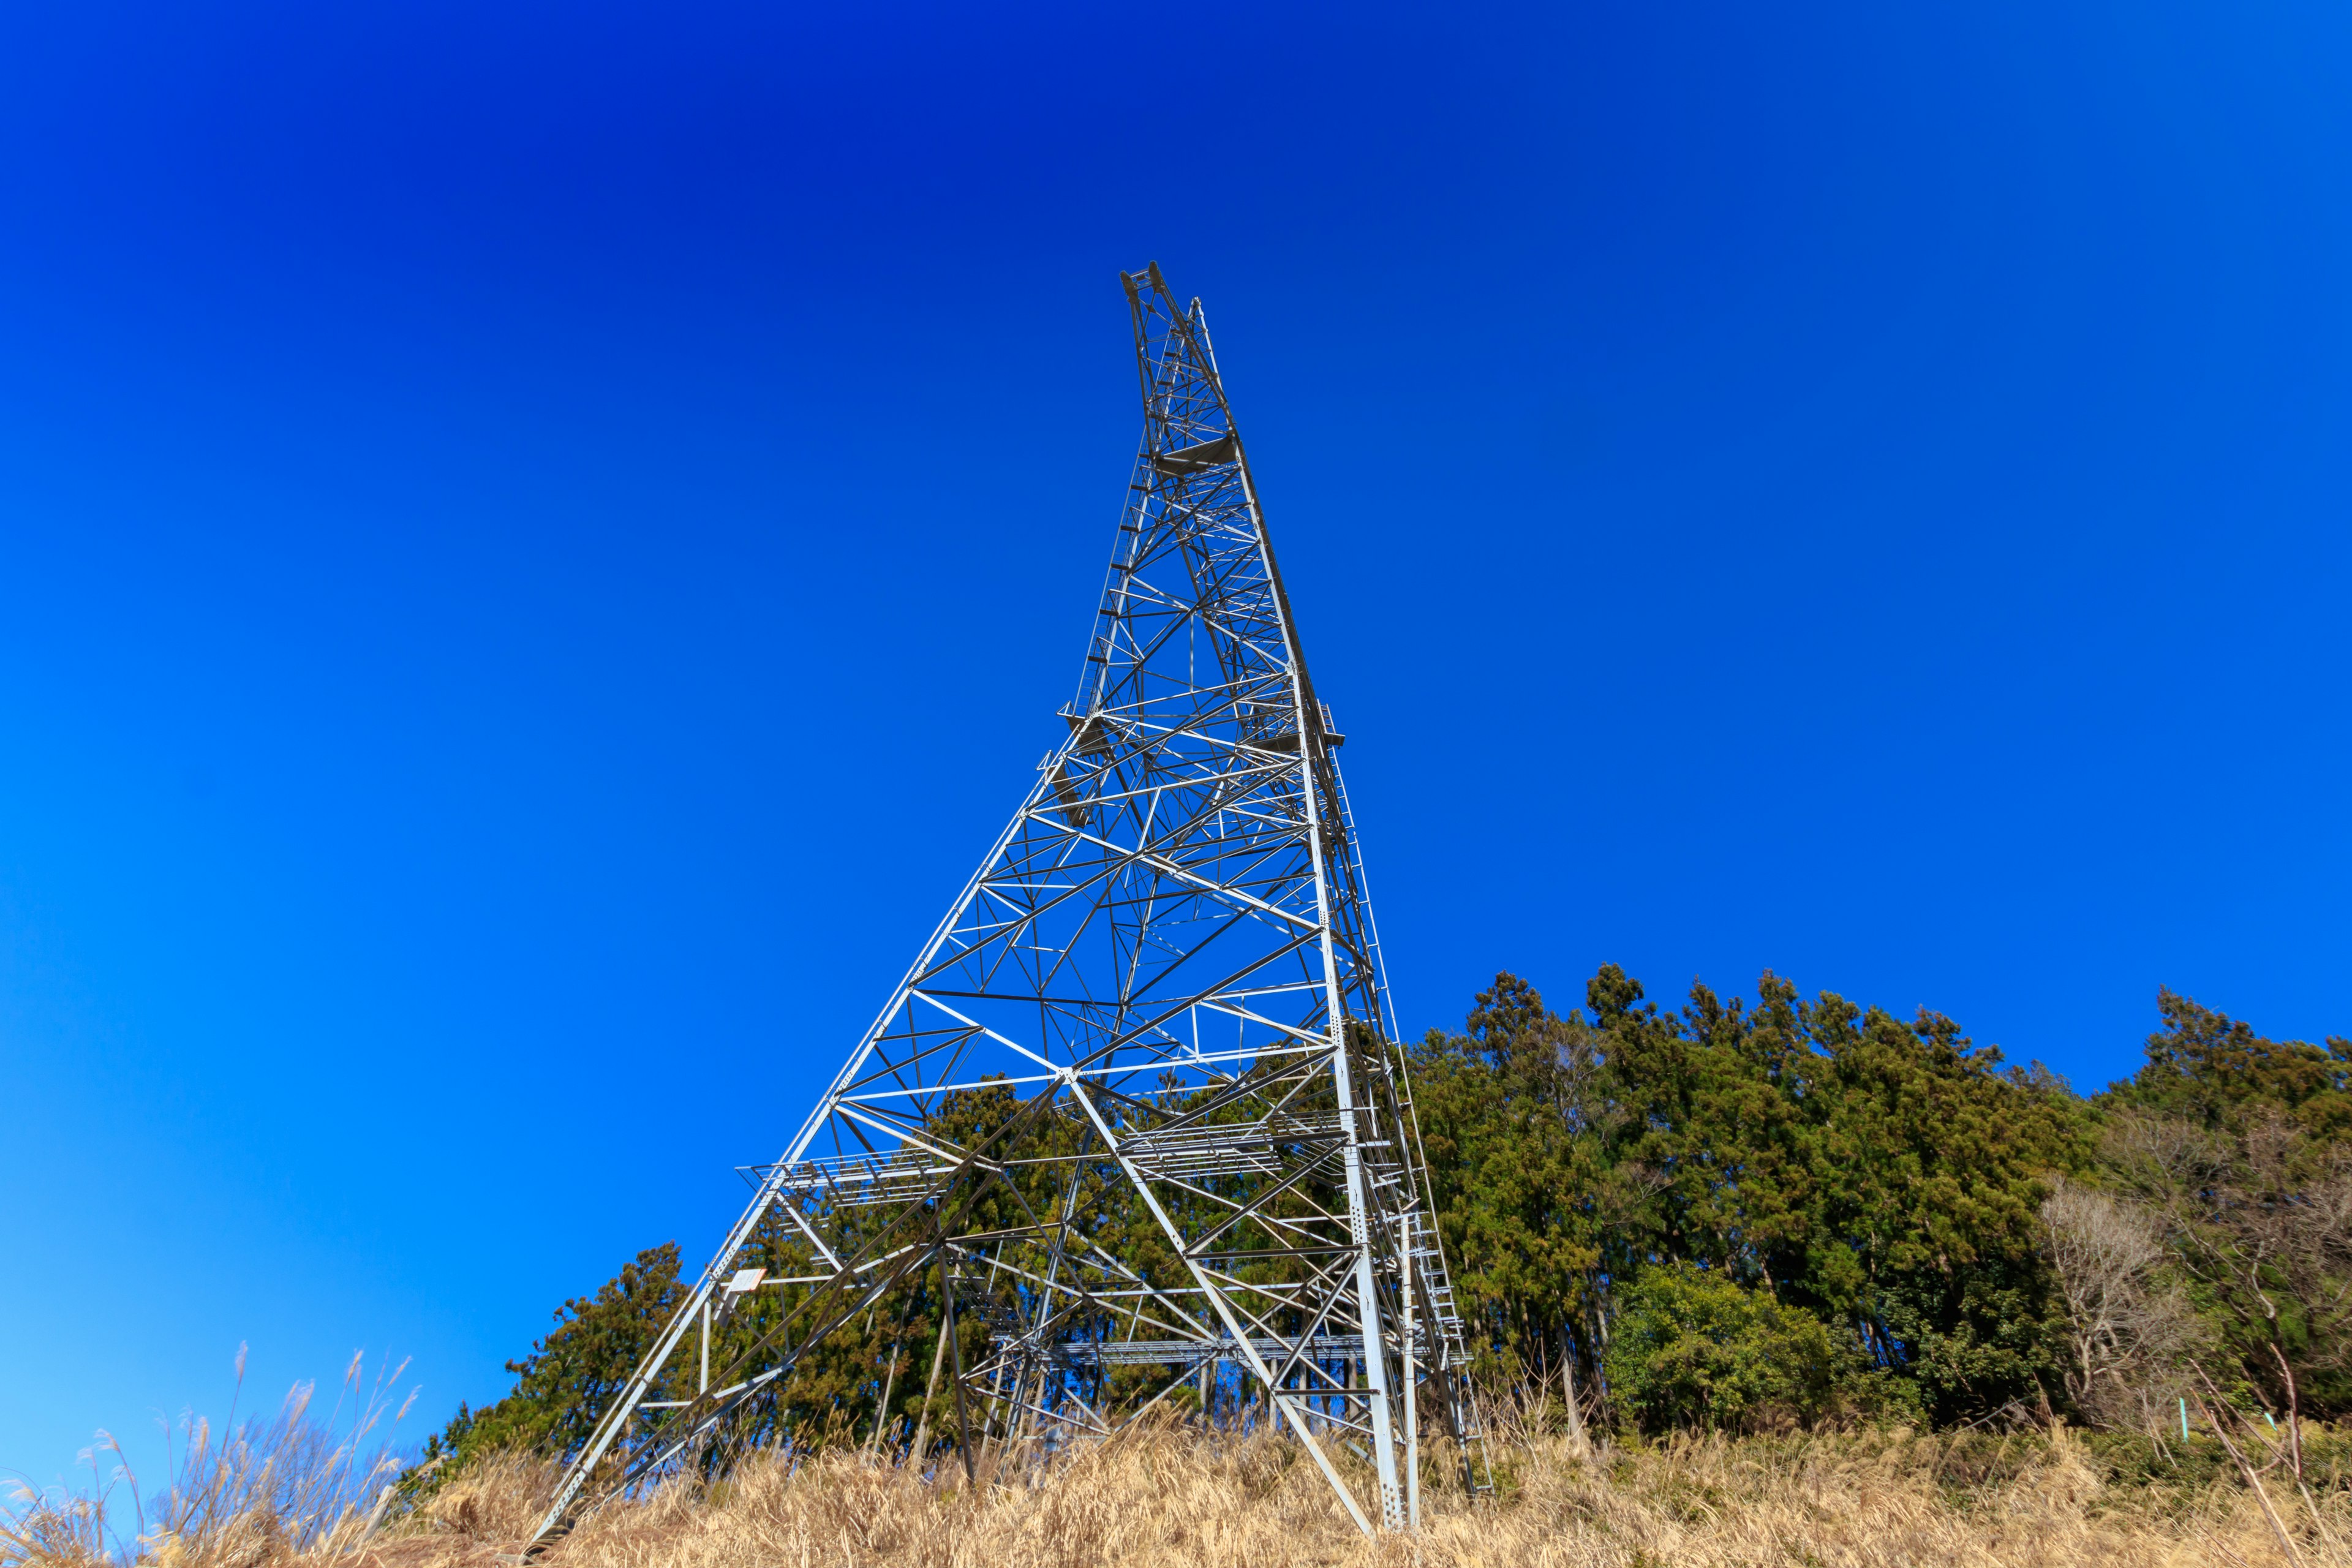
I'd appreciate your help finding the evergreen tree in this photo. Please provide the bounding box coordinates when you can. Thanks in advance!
[410,973,2350,1467]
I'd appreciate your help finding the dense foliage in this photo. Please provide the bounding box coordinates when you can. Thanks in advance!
[1412,968,2348,1434]
[415,967,2350,1485]
[1411,968,2096,1428]
[410,1242,688,1486]
[1600,1262,1866,1433]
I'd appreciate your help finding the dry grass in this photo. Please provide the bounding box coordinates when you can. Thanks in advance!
[371,1424,2347,1568]
[20,1422,2352,1568]
[2,1350,417,1568]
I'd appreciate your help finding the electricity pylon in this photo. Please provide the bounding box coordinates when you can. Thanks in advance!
[530,265,1479,1544]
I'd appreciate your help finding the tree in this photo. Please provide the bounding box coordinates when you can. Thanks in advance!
[1801,996,2092,1423]
[2115,990,2352,1140]
[1411,975,1613,1386]
[2092,992,2352,1420]
[2101,1105,2352,1419]
[1415,967,2090,1429]
[421,976,2348,1455]
[1602,1264,1853,1434]
[407,1243,687,1491]
[2038,1175,2206,1430]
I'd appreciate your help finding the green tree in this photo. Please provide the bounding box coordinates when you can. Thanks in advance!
[2111,989,2352,1140]
[2098,991,2352,1420]
[1602,1263,1861,1434]
[1803,995,2092,1422]
[409,1242,687,1490]
[1416,966,2092,1428]
[432,967,2312,1464]
[1412,976,1610,1384]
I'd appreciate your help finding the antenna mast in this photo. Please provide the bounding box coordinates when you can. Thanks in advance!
[531,265,1480,1542]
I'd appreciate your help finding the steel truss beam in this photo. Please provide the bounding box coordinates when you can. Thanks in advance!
[529,265,1480,1546]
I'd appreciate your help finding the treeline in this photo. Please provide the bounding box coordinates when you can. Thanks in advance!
[415,967,2351,1483]
[1415,968,2350,1436]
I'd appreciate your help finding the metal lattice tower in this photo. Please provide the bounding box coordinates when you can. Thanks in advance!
[530,265,1479,1543]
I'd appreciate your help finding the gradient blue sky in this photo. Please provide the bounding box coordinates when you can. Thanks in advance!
[4,0,2348,1486]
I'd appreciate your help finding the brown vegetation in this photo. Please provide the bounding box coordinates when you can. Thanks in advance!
[18,1420,2352,1568]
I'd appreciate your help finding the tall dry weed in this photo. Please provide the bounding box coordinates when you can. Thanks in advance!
[334,1425,2351,1568]
[3,1349,421,1568]
[20,1417,2352,1567]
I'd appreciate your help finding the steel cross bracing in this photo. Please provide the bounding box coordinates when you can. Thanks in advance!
[529,264,1481,1545]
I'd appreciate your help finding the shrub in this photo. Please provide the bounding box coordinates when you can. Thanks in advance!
[1604,1264,1864,1434]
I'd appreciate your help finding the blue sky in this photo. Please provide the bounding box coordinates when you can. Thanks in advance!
[4,0,2348,1487]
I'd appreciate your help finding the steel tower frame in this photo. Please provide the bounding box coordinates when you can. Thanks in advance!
[529,265,1477,1543]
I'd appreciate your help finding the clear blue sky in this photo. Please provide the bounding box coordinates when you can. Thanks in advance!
[4,0,2347,1487]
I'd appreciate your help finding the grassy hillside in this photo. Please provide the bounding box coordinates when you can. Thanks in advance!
[233,1425,2352,1568]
